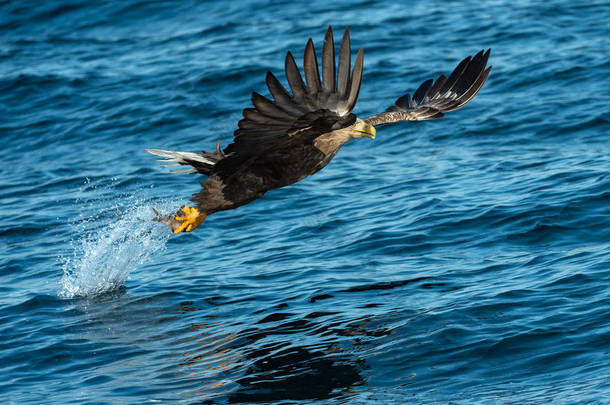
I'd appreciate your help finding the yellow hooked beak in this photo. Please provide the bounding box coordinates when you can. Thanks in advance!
[352,120,376,139]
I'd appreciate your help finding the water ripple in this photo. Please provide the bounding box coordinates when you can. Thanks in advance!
[2,0,610,403]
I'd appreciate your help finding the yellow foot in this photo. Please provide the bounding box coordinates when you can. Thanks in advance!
[173,205,207,234]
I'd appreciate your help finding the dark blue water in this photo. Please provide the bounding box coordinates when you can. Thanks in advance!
[2,1,610,403]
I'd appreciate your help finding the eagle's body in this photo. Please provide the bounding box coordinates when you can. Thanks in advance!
[195,132,339,214]
[147,27,491,234]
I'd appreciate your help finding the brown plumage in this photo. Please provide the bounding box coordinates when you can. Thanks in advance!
[146,26,492,234]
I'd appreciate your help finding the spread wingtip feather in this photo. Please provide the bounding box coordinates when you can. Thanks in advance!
[364,49,492,126]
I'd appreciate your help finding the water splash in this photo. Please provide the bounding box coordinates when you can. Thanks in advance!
[58,198,173,298]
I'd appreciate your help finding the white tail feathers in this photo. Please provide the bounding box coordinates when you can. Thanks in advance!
[145,149,215,174]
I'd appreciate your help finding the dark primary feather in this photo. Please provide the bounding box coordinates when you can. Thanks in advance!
[439,55,471,96]
[223,26,364,158]
[413,78,433,104]
[364,49,492,126]
[304,39,322,94]
[285,52,307,101]
[337,27,351,98]
[322,28,335,91]
[265,72,304,116]
[346,48,364,113]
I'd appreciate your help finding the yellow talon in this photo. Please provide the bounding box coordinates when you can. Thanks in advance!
[173,205,207,234]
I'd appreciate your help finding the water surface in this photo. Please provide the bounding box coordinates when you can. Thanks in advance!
[2,0,610,403]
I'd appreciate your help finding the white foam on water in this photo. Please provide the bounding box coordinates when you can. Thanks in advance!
[58,197,174,298]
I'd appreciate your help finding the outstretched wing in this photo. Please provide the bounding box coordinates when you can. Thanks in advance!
[364,49,491,126]
[223,26,363,157]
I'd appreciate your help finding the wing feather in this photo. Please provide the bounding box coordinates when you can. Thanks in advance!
[427,75,448,99]
[265,71,307,115]
[451,50,487,97]
[394,93,411,110]
[285,51,306,100]
[241,108,287,125]
[322,26,336,91]
[439,55,471,95]
[364,50,492,126]
[456,65,491,109]
[265,71,291,105]
[412,78,434,103]
[238,117,288,129]
[225,26,364,158]
[337,27,351,98]
[304,39,322,94]
[251,92,295,121]
[345,48,363,113]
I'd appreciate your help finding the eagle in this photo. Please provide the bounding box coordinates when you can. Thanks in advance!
[147,26,491,234]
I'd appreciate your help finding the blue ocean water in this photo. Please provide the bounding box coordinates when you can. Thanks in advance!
[2,0,610,403]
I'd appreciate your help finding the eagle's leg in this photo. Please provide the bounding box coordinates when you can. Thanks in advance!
[153,205,207,234]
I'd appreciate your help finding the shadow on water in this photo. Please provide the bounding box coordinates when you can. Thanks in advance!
[64,291,374,403]
[224,344,365,403]
[177,306,374,403]
[224,318,382,403]
[181,278,429,403]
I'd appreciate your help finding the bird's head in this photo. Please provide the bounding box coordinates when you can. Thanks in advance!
[350,119,376,139]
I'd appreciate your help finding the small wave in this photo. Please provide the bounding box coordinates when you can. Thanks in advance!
[58,199,171,298]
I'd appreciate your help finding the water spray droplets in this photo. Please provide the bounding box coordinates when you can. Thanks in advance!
[58,197,174,298]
